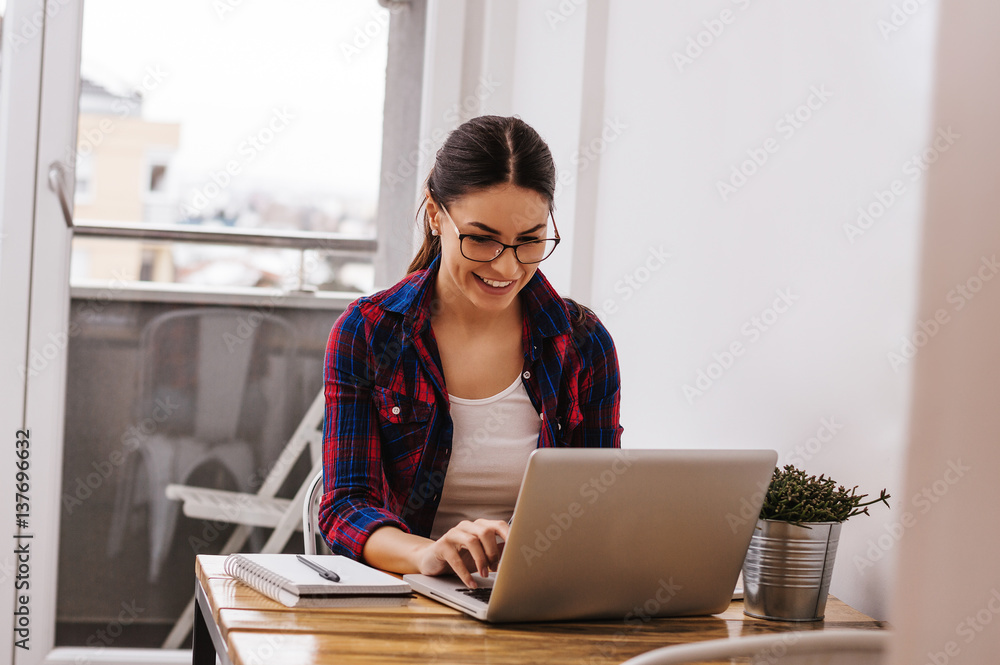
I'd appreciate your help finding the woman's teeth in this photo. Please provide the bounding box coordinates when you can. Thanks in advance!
[477,275,514,288]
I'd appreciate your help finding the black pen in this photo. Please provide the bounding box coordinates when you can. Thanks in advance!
[296,555,341,582]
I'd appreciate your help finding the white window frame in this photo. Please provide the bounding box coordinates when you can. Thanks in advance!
[0,0,425,663]
[1,1,85,663]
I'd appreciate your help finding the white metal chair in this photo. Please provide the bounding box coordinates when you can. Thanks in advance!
[620,629,889,665]
[160,389,326,648]
[302,469,331,555]
[107,307,298,581]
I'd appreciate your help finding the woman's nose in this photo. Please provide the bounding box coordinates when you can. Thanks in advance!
[491,246,523,276]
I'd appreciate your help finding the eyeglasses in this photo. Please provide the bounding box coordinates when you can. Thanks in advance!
[438,202,560,264]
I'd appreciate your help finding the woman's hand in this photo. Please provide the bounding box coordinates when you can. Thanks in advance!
[416,519,510,588]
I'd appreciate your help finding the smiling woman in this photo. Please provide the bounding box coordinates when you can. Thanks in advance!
[319,115,624,590]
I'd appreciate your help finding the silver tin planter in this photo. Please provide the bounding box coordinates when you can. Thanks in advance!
[742,518,842,621]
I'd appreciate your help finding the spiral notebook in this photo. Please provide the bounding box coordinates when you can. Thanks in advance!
[224,553,412,608]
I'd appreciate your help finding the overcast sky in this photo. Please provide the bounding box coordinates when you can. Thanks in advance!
[80,0,388,206]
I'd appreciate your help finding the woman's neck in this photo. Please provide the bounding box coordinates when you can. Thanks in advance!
[430,278,522,334]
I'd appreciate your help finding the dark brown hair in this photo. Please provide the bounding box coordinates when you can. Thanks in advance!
[406,115,556,274]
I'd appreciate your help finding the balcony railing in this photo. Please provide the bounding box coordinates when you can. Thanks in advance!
[70,219,379,308]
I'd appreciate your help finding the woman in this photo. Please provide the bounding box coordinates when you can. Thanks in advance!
[319,115,622,588]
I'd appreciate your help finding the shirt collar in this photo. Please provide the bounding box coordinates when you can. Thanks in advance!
[379,254,572,343]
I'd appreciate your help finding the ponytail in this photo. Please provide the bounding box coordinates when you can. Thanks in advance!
[406,194,441,274]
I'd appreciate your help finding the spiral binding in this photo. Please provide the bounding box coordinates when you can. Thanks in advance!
[225,554,290,603]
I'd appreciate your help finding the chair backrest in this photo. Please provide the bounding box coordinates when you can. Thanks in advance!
[620,630,888,665]
[302,469,330,555]
[137,307,298,444]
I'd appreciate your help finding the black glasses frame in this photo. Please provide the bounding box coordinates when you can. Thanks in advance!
[438,201,561,265]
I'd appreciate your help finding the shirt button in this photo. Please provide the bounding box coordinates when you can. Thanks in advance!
[391,406,400,415]
[522,371,531,380]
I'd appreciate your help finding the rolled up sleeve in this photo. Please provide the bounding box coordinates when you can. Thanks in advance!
[318,303,411,559]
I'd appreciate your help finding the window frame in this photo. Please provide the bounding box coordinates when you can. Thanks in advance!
[0,1,427,663]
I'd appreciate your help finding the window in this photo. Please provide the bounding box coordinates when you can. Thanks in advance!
[147,158,168,194]
[71,0,389,293]
[58,0,392,651]
[74,151,95,204]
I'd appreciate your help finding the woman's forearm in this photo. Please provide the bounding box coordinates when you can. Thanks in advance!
[362,525,433,574]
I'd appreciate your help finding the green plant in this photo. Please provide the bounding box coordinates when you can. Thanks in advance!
[759,465,891,525]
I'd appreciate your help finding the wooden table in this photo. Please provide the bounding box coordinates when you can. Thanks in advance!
[193,555,886,665]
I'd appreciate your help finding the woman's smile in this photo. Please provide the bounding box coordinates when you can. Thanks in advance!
[473,272,518,293]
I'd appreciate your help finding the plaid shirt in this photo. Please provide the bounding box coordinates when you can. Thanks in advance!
[319,256,622,559]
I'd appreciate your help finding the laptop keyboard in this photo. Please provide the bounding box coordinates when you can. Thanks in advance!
[457,587,492,604]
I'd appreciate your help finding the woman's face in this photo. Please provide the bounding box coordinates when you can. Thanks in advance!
[428,183,552,317]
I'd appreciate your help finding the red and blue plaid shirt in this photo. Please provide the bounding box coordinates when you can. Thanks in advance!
[318,256,623,559]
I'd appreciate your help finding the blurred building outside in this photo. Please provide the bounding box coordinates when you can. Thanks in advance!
[71,75,376,294]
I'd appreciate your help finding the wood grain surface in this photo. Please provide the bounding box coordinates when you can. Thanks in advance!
[197,555,887,665]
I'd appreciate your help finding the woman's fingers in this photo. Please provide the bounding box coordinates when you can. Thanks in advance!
[439,541,477,588]
[472,520,505,571]
[450,525,492,583]
[429,519,512,586]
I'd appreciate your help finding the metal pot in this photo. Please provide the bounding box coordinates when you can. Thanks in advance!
[742,518,842,621]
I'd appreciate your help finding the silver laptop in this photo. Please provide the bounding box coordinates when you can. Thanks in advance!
[404,447,776,623]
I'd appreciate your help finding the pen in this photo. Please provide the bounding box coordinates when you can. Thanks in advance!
[296,555,341,582]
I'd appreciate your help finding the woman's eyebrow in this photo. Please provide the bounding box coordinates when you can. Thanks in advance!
[467,221,546,236]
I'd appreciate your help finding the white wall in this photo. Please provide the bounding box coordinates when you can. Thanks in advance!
[421,0,941,619]
[590,0,938,621]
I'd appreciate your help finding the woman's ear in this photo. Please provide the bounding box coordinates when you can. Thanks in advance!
[424,193,441,233]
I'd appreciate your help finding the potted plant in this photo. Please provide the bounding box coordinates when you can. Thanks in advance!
[742,464,890,622]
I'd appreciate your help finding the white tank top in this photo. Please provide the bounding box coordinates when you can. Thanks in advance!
[429,375,541,540]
